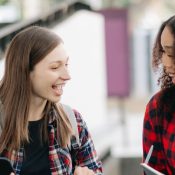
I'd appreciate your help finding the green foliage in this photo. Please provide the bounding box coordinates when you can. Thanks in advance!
[0,0,9,5]
[103,0,130,8]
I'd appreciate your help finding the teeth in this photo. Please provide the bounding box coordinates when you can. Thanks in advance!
[53,84,64,89]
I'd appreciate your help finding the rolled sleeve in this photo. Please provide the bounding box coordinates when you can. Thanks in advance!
[73,110,103,174]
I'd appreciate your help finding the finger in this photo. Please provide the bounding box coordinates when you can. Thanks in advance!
[74,166,94,175]
[74,166,81,175]
[74,166,87,175]
[88,169,95,175]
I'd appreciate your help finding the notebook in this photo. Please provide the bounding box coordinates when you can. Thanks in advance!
[140,163,165,175]
[140,145,165,175]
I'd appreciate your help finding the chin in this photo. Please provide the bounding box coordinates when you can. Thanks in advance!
[50,97,61,103]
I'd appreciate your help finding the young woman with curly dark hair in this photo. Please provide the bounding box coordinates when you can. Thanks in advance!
[142,15,175,174]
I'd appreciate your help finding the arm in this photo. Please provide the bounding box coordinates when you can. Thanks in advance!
[143,95,166,173]
[73,110,103,175]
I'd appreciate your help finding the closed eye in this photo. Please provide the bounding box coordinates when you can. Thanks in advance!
[51,67,59,70]
[168,55,174,57]
[161,50,174,57]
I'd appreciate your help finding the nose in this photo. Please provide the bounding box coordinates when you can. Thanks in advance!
[60,66,71,81]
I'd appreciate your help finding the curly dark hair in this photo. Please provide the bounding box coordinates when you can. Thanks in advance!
[153,15,175,89]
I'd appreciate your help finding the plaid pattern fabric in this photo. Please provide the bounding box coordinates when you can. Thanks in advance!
[143,90,175,174]
[2,107,103,175]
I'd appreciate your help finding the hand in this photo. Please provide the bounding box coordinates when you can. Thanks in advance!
[74,166,95,175]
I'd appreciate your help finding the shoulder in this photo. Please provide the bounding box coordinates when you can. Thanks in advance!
[63,107,90,143]
[71,109,90,138]
[146,90,162,109]
[145,87,175,124]
[60,103,86,128]
[72,109,87,131]
[60,104,84,124]
[144,90,163,122]
[148,86,175,112]
[73,110,83,123]
[147,86,175,108]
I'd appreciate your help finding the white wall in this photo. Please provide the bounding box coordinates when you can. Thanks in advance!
[52,10,108,131]
[0,10,108,133]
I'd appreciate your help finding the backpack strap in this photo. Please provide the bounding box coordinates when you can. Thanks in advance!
[0,100,3,134]
[61,104,80,149]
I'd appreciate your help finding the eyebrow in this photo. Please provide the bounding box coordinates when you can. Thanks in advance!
[49,57,69,64]
[164,46,173,50]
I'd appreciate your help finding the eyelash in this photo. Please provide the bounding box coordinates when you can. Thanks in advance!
[160,49,165,53]
[160,49,174,57]
[52,67,58,70]
[51,63,69,70]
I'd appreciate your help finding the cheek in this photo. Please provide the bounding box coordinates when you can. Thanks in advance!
[30,73,48,91]
[30,78,50,96]
[162,56,174,67]
[44,71,59,83]
[30,70,59,90]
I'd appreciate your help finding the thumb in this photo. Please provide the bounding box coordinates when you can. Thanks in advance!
[74,166,81,175]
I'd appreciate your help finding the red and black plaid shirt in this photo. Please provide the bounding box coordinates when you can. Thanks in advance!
[1,107,103,175]
[143,87,175,174]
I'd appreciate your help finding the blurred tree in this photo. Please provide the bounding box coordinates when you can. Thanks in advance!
[102,0,130,8]
[0,0,9,5]
[163,0,175,11]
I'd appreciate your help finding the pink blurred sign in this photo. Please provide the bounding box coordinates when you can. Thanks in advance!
[100,9,130,97]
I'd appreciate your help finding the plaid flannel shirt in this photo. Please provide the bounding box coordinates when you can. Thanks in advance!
[143,89,175,174]
[2,107,103,175]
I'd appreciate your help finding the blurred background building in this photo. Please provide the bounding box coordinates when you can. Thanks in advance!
[0,0,175,174]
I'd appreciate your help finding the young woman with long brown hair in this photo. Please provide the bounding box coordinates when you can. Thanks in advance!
[0,26,102,175]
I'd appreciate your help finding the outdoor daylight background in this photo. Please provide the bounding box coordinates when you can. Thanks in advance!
[0,0,175,174]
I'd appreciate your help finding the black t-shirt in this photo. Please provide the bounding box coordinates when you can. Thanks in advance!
[20,119,51,175]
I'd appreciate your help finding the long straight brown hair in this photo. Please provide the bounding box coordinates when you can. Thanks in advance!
[0,26,73,154]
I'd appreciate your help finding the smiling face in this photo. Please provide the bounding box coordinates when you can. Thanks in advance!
[30,43,71,103]
[161,26,175,83]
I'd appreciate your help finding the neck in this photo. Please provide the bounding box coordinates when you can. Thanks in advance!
[28,96,47,121]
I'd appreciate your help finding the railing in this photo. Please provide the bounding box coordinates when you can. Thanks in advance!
[0,1,91,57]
